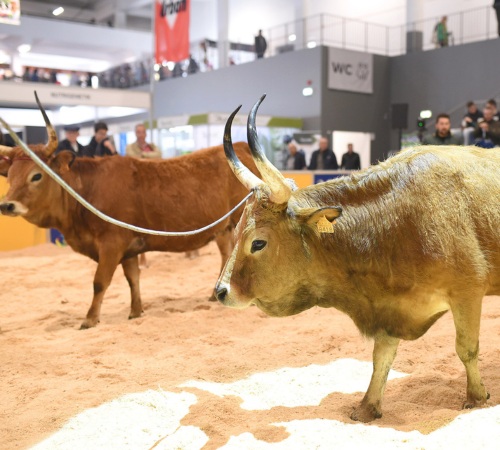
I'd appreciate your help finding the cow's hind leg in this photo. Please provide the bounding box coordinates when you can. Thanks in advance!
[209,230,234,301]
[122,256,143,320]
[450,294,489,409]
[80,250,122,329]
[351,332,400,422]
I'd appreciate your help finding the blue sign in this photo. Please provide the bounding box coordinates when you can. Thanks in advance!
[313,173,346,184]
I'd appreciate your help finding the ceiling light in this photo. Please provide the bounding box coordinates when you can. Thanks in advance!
[302,86,313,96]
[288,34,296,42]
[307,41,317,48]
[419,110,432,119]
[17,44,31,54]
[52,7,64,16]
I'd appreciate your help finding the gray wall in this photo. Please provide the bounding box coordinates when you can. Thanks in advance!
[390,38,500,147]
[320,49,392,163]
[153,46,393,163]
[153,47,322,128]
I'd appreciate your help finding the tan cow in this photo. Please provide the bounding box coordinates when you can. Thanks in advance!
[0,96,259,329]
[215,96,500,422]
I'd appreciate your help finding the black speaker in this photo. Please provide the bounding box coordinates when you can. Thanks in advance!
[391,103,408,130]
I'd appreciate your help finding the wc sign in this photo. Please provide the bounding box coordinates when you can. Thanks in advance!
[328,48,373,94]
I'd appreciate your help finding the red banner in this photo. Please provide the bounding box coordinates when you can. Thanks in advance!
[155,0,190,64]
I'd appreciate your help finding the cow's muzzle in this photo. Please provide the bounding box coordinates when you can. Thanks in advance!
[0,202,16,215]
[215,283,228,303]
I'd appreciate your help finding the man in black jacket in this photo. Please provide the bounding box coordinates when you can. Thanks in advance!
[83,121,117,157]
[55,125,84,156]
[285,142,307,170]
[308,136,338,170]
[340,143,361,170]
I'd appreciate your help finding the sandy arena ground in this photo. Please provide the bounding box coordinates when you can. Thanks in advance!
[1,242,500,449]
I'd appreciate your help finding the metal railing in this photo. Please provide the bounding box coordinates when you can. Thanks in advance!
[264,5,498,57]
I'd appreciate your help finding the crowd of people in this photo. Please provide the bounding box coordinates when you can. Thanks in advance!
[421,99,500,148]
[284,136,361,172]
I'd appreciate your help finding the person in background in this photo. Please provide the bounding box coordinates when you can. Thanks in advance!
[494,1,500,37]
[340,143,361,170]
[126,123,161,268]
[435,16,450,47]
[125,124,161,159]
[56,125,84,156]
[254,29,267,59]
[285,142,307,170]
[462,101,483,129]
[486,98,499,120]
[422,113,463,145]
[187,54,200,74]
[308,136,338,170]
[473,104,500,148]
[83,122,117,157]
[462,101,483,145]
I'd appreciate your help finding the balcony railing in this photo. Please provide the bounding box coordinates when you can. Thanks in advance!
[264,5,498,57]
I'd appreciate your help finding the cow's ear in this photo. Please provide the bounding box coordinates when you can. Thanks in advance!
[51,151,75,174]
[291,206,342,234]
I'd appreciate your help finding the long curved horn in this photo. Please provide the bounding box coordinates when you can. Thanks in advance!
[34,91,58,157]
[247,94,291,204]
[224,104,265,192]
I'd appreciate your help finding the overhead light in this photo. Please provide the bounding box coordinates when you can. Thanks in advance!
[17,44,31,54]
[419,109,432,119]
[307,41,317,49]
[288,34,296,42]
[302,86,313,96]
[52,7,64,16]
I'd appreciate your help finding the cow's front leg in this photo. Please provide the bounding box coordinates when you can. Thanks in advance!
[80,249,122,329]
[121,256,143,320]
[351,332,400,422]
[451,295,489,409]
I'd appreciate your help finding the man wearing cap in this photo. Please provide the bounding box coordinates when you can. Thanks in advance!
[56,125,84,156]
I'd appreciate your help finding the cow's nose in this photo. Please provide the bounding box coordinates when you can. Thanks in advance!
[0,203,15,214]
[215,285,228,302]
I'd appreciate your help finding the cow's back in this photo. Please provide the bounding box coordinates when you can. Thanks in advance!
[295,145,500,293]
[70,142,258,253]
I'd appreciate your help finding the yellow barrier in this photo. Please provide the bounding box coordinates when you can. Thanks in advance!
[0,170,350,251]
[0,178,48,251]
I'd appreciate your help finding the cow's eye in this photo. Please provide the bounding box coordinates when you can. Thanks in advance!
[251,240,267,253]
[31,173,42,182]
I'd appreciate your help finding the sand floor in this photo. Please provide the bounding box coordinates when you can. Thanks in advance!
[1,242,500,449]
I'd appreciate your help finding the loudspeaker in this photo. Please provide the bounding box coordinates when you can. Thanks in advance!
[391,103,408,130]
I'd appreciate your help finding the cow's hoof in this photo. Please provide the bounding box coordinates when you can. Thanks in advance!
[463,391,490,409]
[128,311,143,320]
[80,318,99,329]
[350,404,382,422]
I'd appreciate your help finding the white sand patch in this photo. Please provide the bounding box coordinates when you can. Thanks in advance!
[220,406,500,450]
[181,358,408,410]
[27,359,500,449]
[31,390,208,450]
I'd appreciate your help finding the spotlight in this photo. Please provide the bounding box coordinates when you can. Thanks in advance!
[52,7,64,16]
[288,34,297,42]
[17,44,31,54]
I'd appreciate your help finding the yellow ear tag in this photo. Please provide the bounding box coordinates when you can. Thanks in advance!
[317,216,336,234]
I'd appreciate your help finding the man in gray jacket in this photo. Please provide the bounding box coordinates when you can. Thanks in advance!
[422,113,463,145]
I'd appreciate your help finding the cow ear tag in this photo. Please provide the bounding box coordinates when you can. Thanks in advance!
[317,216,336,234]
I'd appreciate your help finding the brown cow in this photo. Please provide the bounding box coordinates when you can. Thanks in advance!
[215,97,500,422]
[0,98,259,329]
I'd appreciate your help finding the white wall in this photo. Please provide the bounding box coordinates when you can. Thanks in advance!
[302,0,491,26]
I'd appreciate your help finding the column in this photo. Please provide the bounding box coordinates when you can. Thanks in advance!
[217,0,229,69]
[406,0,424,53]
